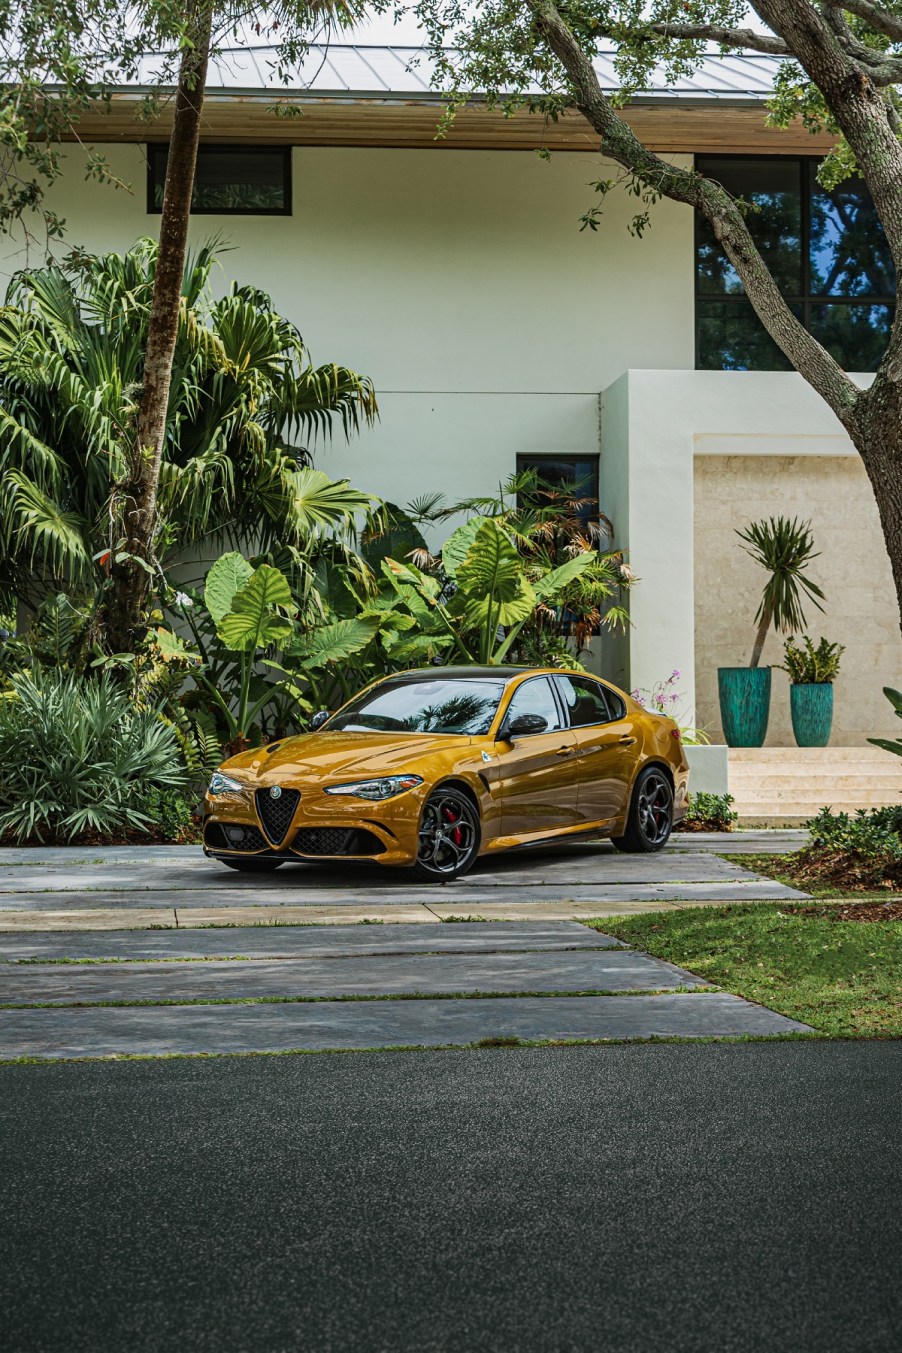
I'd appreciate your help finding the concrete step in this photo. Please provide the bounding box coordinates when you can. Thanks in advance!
[725,746,902,817]
[728,747,897,761]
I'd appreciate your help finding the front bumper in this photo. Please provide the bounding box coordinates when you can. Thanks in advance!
[202,781,426,867]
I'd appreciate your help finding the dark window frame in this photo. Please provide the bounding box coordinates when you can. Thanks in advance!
[515,453,600,507]
[554,674,626,729]
[498,674,568,736]
[146,144,292,217]
[694,154,895,371]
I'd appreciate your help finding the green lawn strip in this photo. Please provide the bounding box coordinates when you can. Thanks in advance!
[585,904,902,1038]
[0,984,714,1011]
[0,1030,817,1067]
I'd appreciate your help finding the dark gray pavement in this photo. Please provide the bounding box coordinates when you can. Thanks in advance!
[0,991,809,1059]
[0,919,622,962]
[3,1041,900,1352]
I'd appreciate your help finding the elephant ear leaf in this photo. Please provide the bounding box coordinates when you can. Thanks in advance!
[455,519,522,604]
[287,617,381,669]
[533,552,594,602]
[441,518,481,579]
[204,552,253,622]
[216,565,294,652]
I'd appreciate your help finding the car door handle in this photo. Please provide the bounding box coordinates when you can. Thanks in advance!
[555,746,575,756]
[619,736,637,746]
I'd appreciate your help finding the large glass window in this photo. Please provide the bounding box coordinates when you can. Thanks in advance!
[515,454,600,535]
[696,157,894,371]
[147,145,291,215]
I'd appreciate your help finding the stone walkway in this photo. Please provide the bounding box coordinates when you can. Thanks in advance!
[0,921,810,1059]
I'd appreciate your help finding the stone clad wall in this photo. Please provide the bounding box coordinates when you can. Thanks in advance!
[693,454,902,746]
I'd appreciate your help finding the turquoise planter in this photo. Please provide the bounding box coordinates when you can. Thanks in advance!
[790,682,834,747]
[718,667,772,747]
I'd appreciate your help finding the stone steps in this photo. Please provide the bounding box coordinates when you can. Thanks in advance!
[726,747,901,824]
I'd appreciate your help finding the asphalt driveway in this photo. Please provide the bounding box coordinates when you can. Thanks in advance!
[3,1041,900,1352]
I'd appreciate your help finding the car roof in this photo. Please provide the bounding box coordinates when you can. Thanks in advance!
[381,666,591,682]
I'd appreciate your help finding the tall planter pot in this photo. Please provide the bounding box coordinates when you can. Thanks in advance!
[718,667,772,748]
[790,682,833,748]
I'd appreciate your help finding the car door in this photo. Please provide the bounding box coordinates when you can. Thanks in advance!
[554,675,638,826]
[495,676,580,838]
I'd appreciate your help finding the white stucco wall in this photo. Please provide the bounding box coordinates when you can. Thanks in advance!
[3,143,694,524]
[599,368,901,743]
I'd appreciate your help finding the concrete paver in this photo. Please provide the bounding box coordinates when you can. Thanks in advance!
[0,990,810,1059]
[1,949,699,1006]
[0,920,622,963]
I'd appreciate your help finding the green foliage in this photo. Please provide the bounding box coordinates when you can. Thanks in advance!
[0,668,187,843]
[780,635,845,685]
[736,517,825,667]
[143,786,201,844]
[683,793,738,832]
[0,240,377,622]
[806,806,902,877]
[867,686,902,759]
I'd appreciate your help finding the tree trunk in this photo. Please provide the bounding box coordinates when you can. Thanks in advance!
[749,600,774,669]
[105,2,213,653]
[851,375,902,625]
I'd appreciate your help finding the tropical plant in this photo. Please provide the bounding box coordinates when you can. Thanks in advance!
[780,636,845,685]
[0,240,377,637]
[737,518,825,668]
[868,687,902,760]
[0,668,188,843]
[682,793,738,832]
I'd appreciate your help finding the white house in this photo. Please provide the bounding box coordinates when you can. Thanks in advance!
[8,42,902,809]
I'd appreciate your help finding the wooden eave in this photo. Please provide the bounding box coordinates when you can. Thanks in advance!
[70,93,837,155]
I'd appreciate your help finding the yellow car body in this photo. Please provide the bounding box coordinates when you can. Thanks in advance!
[203,666,689,878]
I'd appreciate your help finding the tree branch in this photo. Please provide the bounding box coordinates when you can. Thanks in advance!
[646,22,791,55]
[525,0,861,429]
[838,0,902,42]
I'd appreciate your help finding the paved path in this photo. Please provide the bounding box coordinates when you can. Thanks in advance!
[0,920,809,1060]
[0,831,808,931]
[3,1043,899,1351]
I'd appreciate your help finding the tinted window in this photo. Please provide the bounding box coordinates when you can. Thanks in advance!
[504,677,564,733]
[556,676,612,727]
[328,678,505,735]
[148,145,291,215]
[696,156,893,372]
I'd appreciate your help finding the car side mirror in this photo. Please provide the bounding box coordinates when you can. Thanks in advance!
[498,712,548,741]
[309,710,330,732]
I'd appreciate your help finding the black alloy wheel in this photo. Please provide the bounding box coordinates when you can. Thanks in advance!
[612,766,674,854]
[413,787,481,882]
[219,856,285,872]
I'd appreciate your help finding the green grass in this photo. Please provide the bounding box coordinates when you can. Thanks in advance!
[587,903,902,1038]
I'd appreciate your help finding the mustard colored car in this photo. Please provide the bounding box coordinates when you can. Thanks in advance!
[204,668,692,882]
[203,666,689,881]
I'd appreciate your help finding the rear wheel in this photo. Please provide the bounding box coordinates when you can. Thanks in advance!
[413,787,481,882]
[611,766,673,854]
[219,856,285,873]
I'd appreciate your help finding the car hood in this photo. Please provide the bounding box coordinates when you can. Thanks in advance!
[224,730,475,785]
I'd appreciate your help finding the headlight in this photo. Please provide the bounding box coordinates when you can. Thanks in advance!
[208,771,246,795]
[324,774,423,801]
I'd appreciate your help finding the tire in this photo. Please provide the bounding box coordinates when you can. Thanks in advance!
[413,787,481,882]
[611,766,674,854]
[219,856,285,873]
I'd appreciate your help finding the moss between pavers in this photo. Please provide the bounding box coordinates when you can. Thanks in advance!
[587,903,902,1039]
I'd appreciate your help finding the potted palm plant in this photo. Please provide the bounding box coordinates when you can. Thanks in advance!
[780,636,844,746]
[718,517,825,747]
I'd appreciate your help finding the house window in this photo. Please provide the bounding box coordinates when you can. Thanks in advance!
[147,145,291,215]
[515,455,600,534]
[695,157,894,371]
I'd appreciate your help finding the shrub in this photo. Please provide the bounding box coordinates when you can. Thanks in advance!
[681,792,738,832]
[0,669,188,843]
[143,787,201,844]
[780,635,844,684]
[797,806,902,888]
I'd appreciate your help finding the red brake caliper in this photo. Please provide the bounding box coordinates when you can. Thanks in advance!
[442,804,464,846]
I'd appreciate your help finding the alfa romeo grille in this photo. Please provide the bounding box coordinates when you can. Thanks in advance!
[255,788,301,845]
[205,822,269,853]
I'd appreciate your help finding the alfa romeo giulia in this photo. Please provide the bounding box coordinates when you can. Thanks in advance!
[202,666,689,882]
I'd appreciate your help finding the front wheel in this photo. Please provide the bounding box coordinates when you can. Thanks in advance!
[219,856,285,873]
[611,766,673,854]
[413,787,481,882]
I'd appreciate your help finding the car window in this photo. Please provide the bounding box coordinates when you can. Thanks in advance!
[555,675,616,727]
[503,677,564,733]
[327,677,506,735]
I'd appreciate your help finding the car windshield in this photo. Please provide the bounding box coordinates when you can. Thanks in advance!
[327,677,506,735]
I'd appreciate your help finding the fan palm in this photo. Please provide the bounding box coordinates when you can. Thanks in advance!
[0,238,377,615]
